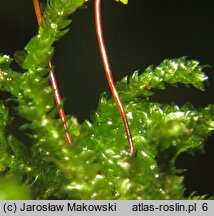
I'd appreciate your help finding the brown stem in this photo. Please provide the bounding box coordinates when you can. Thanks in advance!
[33,0,72,144]
[94,0,135,155]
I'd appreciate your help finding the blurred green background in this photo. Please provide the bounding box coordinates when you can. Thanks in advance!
[0,0,213,198]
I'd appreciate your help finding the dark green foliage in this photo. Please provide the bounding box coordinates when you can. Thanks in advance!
[0,0,213,199]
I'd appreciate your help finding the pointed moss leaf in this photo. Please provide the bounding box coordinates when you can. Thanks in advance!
[23,48,54,69]
[0,66,22,96]
[0,54,12,69]
[14,51,27,68]
[8,135,28,160]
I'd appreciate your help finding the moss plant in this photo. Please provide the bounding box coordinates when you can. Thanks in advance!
[0,0,214,199]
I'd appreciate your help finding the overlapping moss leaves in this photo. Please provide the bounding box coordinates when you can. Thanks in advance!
[0,0,213,199]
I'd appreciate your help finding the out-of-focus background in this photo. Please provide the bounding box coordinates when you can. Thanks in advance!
[0,0,213,197]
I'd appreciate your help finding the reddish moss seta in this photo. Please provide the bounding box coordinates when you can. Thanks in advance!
[33,0,72,144]
[94,0,135,155]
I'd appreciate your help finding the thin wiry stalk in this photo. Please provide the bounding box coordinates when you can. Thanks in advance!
[94,0,135,155]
